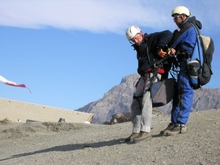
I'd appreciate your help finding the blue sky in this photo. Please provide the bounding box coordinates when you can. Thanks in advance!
[0,0,220,110]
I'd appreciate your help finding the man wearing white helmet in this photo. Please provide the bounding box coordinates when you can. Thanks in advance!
[125,25,172,143]
[160,6,202,136]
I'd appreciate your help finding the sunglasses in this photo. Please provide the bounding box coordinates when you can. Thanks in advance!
[173,15,181,20]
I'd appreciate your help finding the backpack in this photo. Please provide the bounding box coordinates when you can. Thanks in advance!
[187,24,214,89]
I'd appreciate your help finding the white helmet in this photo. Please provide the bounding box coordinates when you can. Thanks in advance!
[171,6,191,17]
[126,25,141,40]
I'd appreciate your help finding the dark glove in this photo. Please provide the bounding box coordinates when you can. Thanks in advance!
[177,51,190,58]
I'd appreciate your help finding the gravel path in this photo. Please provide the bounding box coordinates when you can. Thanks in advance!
[0,109,220,165]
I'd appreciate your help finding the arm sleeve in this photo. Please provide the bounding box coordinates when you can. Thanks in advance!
[155,30,173,50]
[171,27,197,54]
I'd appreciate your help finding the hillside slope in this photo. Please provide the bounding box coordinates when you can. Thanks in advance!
[78,74,220,123]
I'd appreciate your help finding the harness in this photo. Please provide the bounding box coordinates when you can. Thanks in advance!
[133,36,166,97]
[132,36,175,108]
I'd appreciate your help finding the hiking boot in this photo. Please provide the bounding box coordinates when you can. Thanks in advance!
[160,123,175,135]
[124,133,139,142]
[163,124,188,136]
[168,125,188,135]
[133,131,151,143]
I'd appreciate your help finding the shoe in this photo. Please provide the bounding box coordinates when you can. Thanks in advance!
[162,124,188,136]
[124,133,139,142]
[180,125,187,133]
[133,131,151,143]
[169,125,187,135]
[160,123,175,135]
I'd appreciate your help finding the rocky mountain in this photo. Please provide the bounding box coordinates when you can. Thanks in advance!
[77,74,220,124]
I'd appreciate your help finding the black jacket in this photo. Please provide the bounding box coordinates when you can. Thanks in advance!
[133,30,173,76]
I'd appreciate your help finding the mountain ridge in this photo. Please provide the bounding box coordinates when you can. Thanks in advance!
[78,74,220,124]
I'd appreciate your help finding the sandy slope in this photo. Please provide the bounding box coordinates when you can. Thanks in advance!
[0,98,93,123]
[0,109,220,165]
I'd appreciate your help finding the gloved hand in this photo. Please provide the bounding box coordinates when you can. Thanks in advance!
[157,49,167,58]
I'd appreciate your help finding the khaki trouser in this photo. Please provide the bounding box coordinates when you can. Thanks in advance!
[131,73,161,133]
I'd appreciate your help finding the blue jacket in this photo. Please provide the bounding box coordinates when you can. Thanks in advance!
[169,16,202,62]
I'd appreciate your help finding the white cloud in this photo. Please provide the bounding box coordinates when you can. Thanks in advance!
[0,0,219,34]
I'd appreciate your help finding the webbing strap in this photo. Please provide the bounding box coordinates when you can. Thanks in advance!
[144,35,154,68]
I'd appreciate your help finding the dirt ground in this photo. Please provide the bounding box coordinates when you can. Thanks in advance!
[0,109,220,165]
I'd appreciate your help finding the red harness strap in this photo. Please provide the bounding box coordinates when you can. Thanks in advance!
[145,68,165,74]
